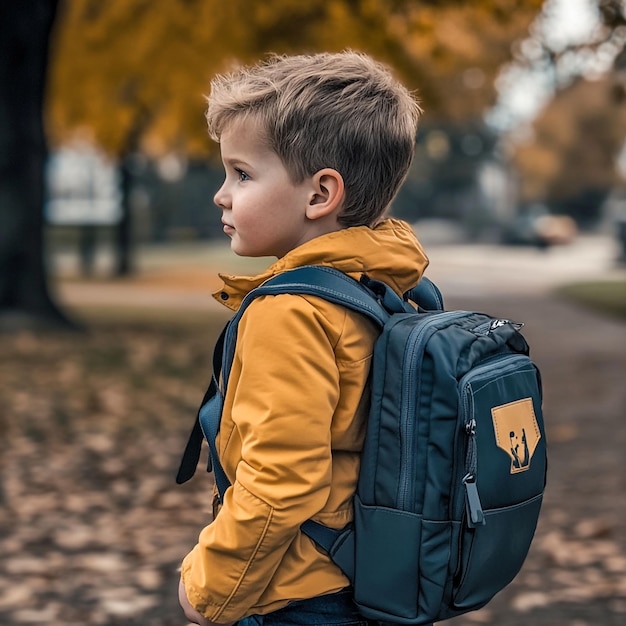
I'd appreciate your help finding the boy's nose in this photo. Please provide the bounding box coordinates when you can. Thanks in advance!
[214,184,229,209]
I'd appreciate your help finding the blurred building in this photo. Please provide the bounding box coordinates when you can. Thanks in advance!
[45,143,224,245]
[45,142,121,227]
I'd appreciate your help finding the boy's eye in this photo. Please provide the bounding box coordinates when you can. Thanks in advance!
[235,168,250,182]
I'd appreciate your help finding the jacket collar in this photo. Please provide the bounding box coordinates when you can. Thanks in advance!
[213,218,429,311]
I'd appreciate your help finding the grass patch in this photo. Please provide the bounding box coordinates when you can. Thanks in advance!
[555,279,626,320]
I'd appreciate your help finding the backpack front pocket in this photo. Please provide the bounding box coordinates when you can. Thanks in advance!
[450,354,547,609]
[453,493,543,609]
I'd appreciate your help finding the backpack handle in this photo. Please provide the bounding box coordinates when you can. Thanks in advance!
[405,277,444,312]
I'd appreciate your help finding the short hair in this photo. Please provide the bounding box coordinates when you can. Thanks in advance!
[206,51,422,227]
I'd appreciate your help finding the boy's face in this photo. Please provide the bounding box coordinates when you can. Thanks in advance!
[214,119,314,258]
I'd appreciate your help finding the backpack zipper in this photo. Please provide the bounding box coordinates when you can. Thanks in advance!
[462,415,485,528]
[399,311,469,511]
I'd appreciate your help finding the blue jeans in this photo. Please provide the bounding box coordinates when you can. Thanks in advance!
[236,589,376,626]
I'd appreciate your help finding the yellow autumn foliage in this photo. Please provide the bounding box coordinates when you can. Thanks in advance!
[513,76,626,201]
[46,0,543,158]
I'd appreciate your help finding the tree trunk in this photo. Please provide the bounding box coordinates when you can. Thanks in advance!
[0,0,75,330]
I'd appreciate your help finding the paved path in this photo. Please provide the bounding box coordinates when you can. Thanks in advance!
[53,234,625,312]
[424,233,623,296]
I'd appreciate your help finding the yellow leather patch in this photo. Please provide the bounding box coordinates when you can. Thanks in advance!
[492,398,541,474]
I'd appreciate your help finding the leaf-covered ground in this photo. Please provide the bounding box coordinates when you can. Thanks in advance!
[0,316,227,625]
[1,290,625,625]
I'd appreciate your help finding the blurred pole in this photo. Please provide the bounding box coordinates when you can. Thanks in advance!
[79,225,97,276]
[113,159,133,277]
[613,44,626,265]
[113,113,151,278]
[617,218,626,265]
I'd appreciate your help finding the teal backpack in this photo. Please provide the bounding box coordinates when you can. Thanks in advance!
[177,266,547,625]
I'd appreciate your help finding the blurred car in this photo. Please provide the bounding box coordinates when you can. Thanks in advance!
[501,205,577,249]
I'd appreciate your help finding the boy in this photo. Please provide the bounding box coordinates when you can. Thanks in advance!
[179,51,429,626]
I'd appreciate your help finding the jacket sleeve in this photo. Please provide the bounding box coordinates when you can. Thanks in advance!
[181,294,343,623]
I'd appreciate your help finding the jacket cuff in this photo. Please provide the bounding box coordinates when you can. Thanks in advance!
[181,547,212,617]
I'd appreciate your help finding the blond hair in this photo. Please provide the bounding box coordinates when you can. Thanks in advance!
[206,51,422,227]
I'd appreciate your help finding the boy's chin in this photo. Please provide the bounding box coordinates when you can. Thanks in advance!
[230,244,268,259]
[229,239,278,259]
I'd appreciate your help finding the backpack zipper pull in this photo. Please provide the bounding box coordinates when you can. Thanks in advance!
[463,474,485,528]
[463,419,485,528]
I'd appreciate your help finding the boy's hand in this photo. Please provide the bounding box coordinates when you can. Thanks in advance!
[178,578,235,626]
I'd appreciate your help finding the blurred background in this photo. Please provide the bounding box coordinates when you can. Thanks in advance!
[1,1,625,625]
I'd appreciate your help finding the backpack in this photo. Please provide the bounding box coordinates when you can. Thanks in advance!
[177,265,547,625]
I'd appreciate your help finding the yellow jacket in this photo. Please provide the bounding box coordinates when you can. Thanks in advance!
[181,219,428,623]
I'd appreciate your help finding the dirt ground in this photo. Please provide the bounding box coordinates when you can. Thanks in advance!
[1,241,625,625]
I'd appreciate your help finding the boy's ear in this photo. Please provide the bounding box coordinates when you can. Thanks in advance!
[306,168,344,220]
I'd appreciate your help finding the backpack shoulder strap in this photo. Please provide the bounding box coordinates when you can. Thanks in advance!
[219,265,399,387]
[176,266,443,485]
[176,266,387,486]
[262,265,443,314]
[244,265,393,324]
[221,266,443,382]
[176,267,442,483]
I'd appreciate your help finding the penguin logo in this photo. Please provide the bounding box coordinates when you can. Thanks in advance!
[492,398,541,474]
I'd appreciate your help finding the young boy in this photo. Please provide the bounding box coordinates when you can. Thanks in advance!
[179,51,429,626]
